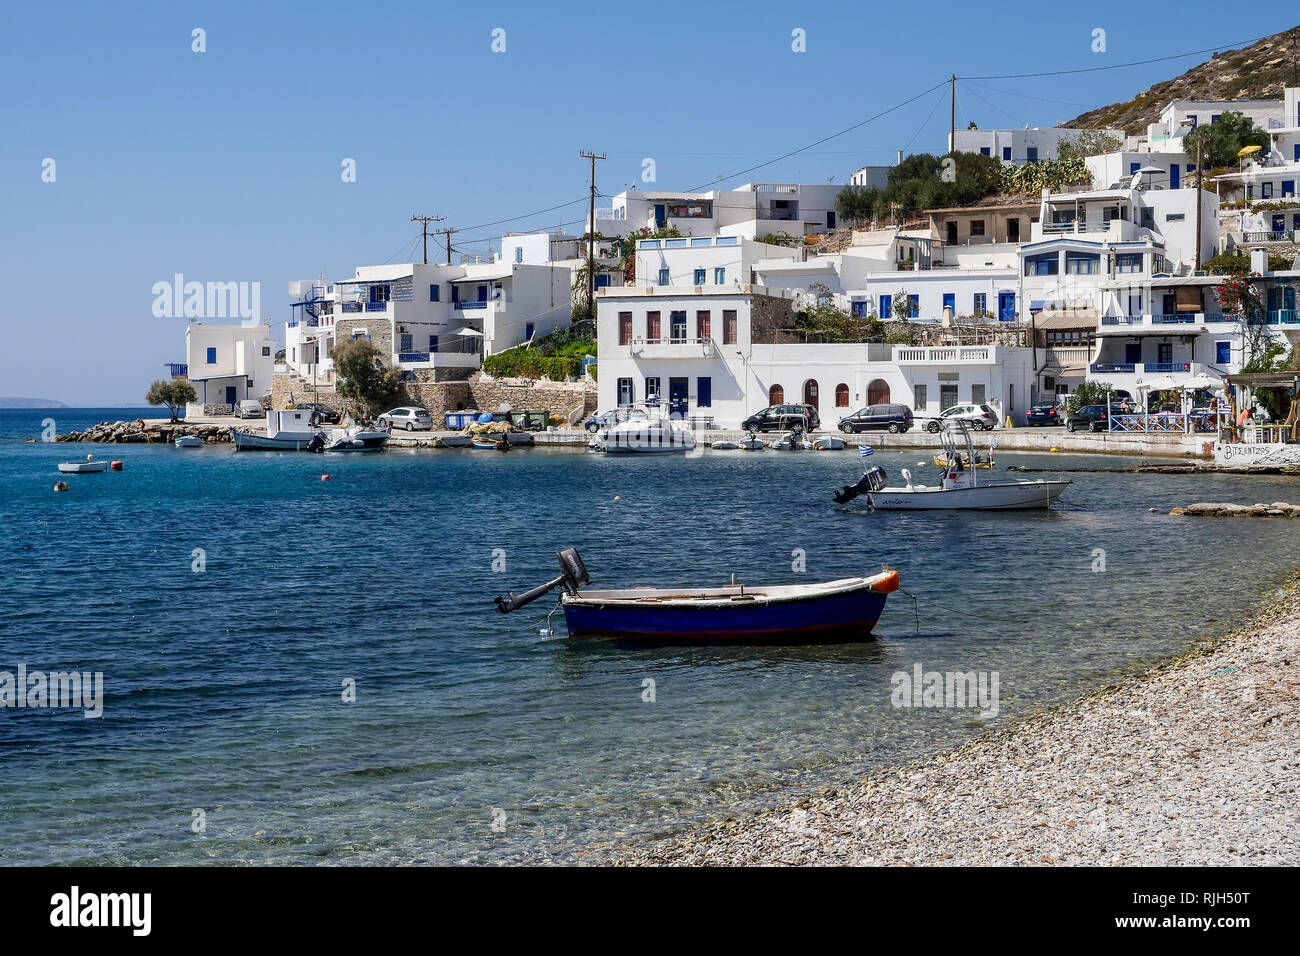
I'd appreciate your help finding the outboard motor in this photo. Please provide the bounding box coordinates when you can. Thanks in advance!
[494,548,591,613]
[833,466,887,504]
[308,431,327,453]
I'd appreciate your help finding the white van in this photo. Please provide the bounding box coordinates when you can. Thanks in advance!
[237,399,265,419]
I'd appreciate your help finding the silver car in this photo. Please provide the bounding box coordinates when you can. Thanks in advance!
[926,403,999,432]
[377,406,433,431]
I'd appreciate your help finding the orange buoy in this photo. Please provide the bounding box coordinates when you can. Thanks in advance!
[320,474,331,481]
[110,460,123,471]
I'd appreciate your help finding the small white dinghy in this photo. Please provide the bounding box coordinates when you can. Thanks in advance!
[58,456,109,473]
[710,440,742,450]
[174,435,203,448]
[769,430,813,450]
[812,435,845,451]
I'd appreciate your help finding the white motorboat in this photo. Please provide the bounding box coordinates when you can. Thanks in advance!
[833,422,1070,511]
[812,435,845,451]
[231,409,322,451]
[323,426,389,452]
[769,430,813,450]
[738,435,766,451]
[174,435,203,448]
[592,403,695,454]
[57,458,109,474]
[709,440,742,450]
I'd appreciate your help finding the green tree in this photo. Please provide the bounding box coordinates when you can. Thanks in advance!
[145,379,197,422]
[1183,112,1270,169]
[333,338,403,415]
[1065,380,1114,415]
[892,289,914,320]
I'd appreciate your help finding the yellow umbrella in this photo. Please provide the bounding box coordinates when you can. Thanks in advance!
[1237,144,1262,158]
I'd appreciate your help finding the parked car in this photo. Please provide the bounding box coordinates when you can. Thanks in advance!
[294,402,339,425]
[1026,402,1062,426]
[1067,404,1110,432]
[793,403,821,430]
[584,407,645,433]
[926,403,998,432]
[377,407,433,431]
[236,399,265,419]
[838,403,914,433]
[742,404,815,433]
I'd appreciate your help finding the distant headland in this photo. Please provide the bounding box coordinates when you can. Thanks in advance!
[0,397,69,409]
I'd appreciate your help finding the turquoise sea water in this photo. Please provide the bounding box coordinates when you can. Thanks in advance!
[1,408,1297,864]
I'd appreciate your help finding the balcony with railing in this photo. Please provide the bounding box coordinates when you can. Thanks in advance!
[1266,310,1300,324]
[394,349,482,369]
[167,363,188,378]
[364,301,389,312]
[1043,346,1092,366]
[1242,230,1297,243]
[893,346,994,364]
[340,302,364,313]
[1090,361,1192,374]
[453,299,489,310]
[628,336,714,359]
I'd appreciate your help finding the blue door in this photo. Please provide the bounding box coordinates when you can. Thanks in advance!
[1169,164,1179,189]
[654,204,666,229]
[225,386,237,405]
[942,293,955,314]
[997,292,1015,321]
[1283,180,1295,197]
[1124,343,1141,365]
[668,378,689,418]
[697,376,711,408]
[879,295,891,319]
[1216,341,1231,364]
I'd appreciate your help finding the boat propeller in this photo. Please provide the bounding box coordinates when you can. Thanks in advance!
[493,548,590,614]
[832,465,887,504]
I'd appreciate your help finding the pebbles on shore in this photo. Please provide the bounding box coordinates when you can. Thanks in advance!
[619,581,1300,866]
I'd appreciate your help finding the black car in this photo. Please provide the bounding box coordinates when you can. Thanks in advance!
[742,404,814,433]
[295,402,339,425]
[1067,404,1109,432]
[1027,402,1062,426]
[793,403,821,430]
[838,403,914,434]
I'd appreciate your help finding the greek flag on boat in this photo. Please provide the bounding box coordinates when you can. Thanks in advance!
[859,445,874,458]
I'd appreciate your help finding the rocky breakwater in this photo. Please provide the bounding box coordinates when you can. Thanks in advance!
[1171,501,1300,517]
[55,421,233,444]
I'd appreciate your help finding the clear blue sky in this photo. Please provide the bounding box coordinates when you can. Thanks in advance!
[2,0,1296,404]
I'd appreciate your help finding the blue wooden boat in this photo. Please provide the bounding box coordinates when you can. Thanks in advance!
[494,549,898,643]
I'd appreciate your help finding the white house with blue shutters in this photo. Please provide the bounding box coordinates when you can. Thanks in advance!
[282,260,573,383]
[951,126,1123,165]
[181,321,274,415]
[590,182,845,242]
[1211,87,1300,244]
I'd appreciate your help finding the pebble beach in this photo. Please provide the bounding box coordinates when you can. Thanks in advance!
[621,578,1300,866]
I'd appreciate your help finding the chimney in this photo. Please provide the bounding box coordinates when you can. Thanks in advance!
[1251,248,1269,275]
[896,150,903,165]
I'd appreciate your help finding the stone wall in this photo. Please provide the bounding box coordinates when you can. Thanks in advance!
[334,316,393,358]
[749,293,797,343]
[269,371,597,425]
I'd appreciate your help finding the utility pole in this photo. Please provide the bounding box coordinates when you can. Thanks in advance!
[580,150,606,322]
[949,74,956,154]
[411,215,445,265]
[1194,139,1203,272]
[434,227,459,266]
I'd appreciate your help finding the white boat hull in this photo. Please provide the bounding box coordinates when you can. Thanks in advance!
[173,436,203,447]
[57,461,109,473]
[868,480,1071,510]
[231,428,319,451]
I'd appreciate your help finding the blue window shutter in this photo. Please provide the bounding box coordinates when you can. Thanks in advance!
[1169,165,1179,189]
[1283,181,1296,197]
[880,294,891,318]
[1216,341,1231,364]
[430,284,439,301]
[942,293,955,312]
[206,347,216,364]
[429,335,438,352]
[658,268,669,286]
[1002,147,1011,160]
[1130,162,1141,175]
[697,377,712,408]
[908,294,919,317]
[980,147,990,156]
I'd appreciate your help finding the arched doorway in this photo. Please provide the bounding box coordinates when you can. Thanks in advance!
[867,379,890,405]
[834,383,850,407]
[769,384,784,405]
[803,379,819,410]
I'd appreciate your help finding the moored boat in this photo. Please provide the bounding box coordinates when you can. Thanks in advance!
[174,435,203,448]
[57,458,109,474]
[591,404,695,454]
[231,409,322,451]
[833,422,1069,511]
[494,548,899,642]
[323,427,389,452]
[812,435,845,451]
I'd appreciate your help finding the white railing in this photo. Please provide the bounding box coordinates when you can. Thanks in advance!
[895,346,992,362]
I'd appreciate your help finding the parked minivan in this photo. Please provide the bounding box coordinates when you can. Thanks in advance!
[837,403,914,433]
[742,404,816,433]
[236,399,265,419]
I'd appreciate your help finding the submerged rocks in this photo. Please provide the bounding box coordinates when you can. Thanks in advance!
[1174,502,1300,518]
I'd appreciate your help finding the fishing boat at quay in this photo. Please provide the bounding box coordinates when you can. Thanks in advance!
[231,409,321,451]
[494,548,899,642]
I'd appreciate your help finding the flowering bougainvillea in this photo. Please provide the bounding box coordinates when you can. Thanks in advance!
[1215,270,1262,319]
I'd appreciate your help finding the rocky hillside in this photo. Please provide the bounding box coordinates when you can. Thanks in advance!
[1065,26,1300,133]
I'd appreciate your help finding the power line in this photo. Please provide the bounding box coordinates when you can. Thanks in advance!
[964,80,1095,110]
[901,85,950,153]
[959,33,1274,80]
[962,83,1026,127]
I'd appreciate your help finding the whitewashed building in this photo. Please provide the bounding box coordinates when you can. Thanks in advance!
[181,321,275,415]
[591,182,844,241]
[284,260,573,383]
[951,126,1123,165]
